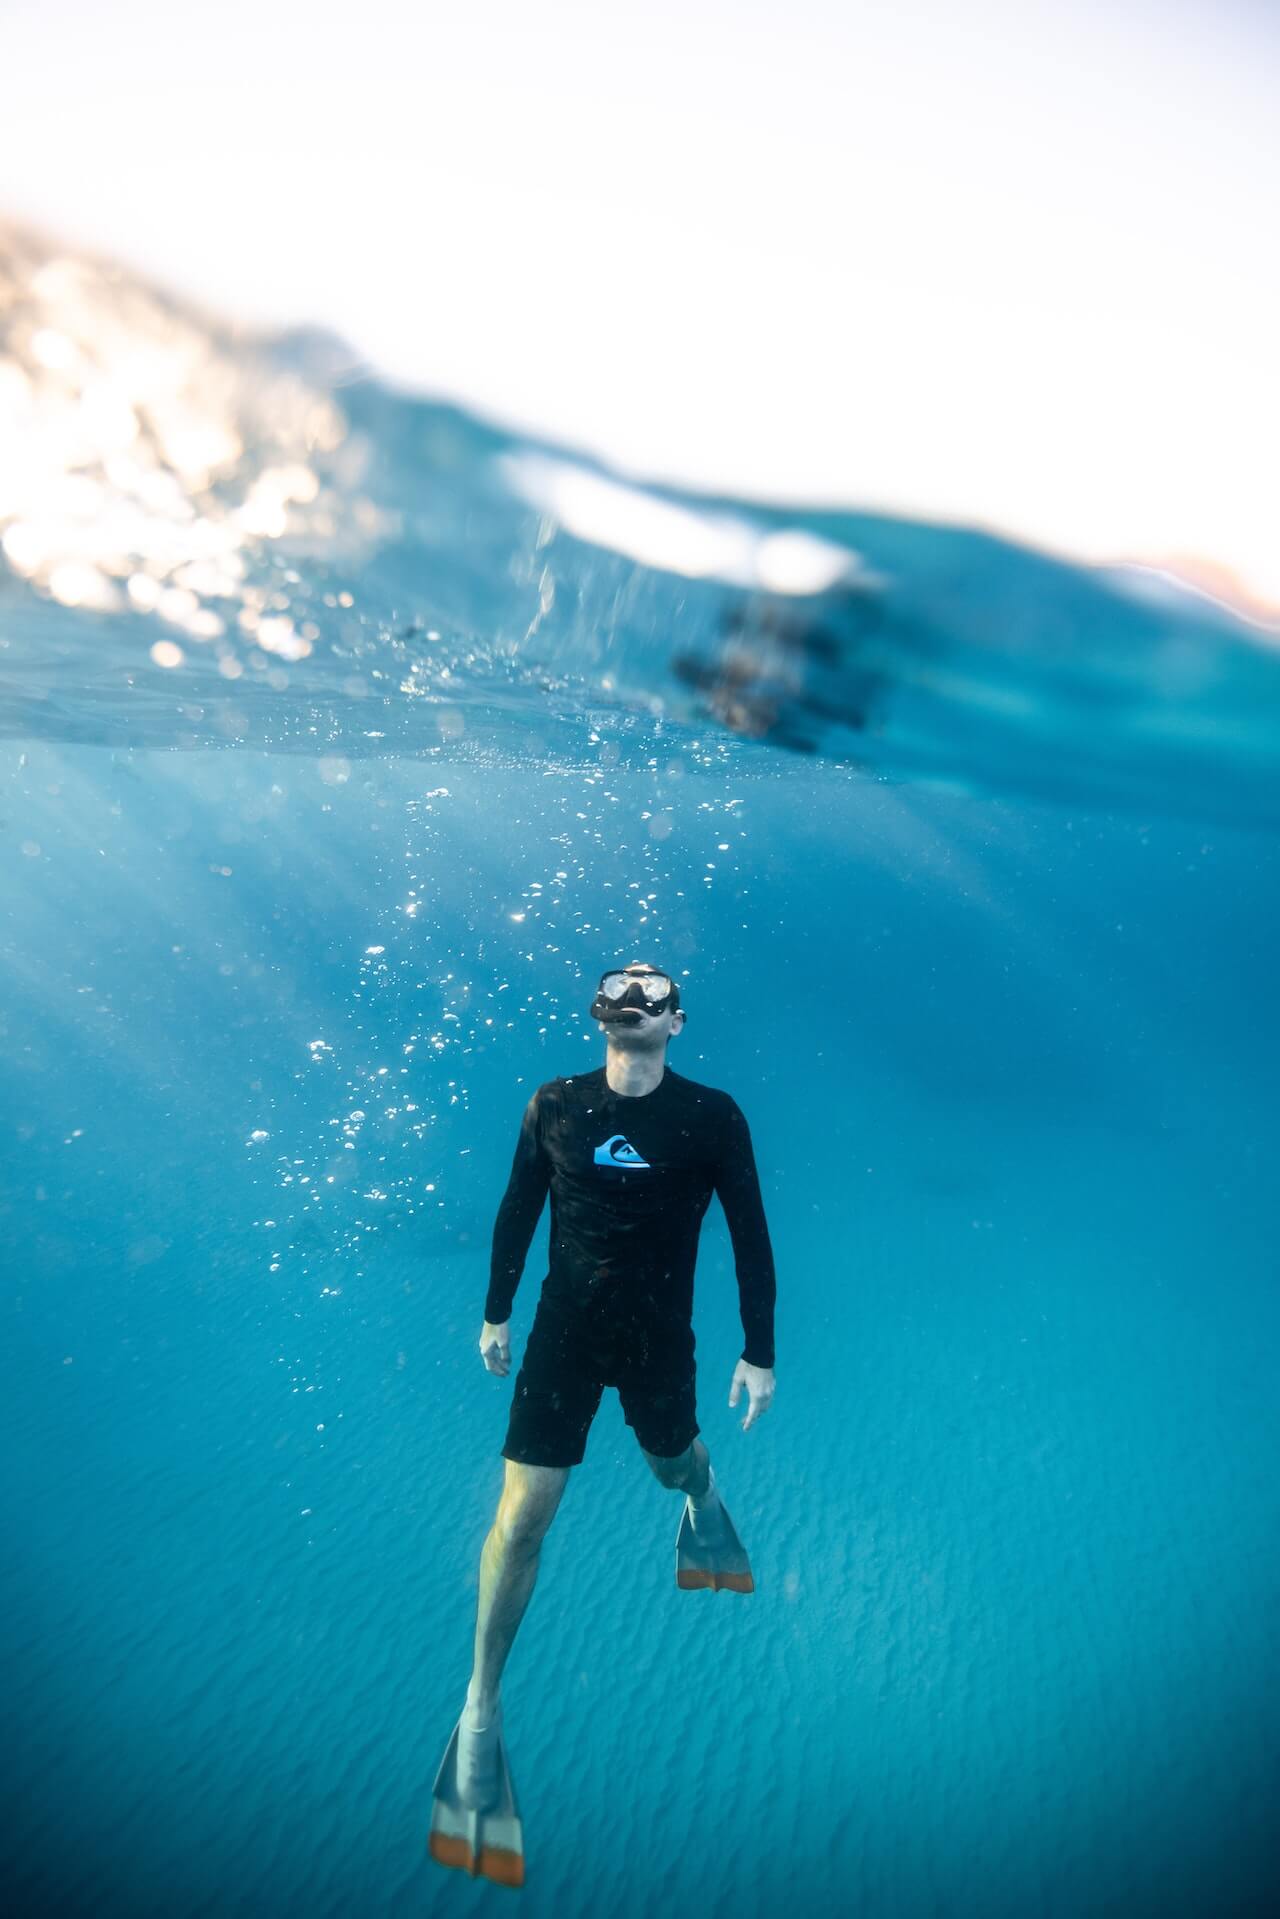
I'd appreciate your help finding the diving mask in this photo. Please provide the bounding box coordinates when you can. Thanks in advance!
[590,968,680,1021]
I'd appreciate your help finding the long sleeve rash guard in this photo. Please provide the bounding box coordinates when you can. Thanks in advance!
[484,1065,776,1369]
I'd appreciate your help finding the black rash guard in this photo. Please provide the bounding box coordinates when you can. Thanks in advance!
[485,1065,776,1370]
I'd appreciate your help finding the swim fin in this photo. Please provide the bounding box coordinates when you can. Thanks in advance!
[427,1703,525,1889]
[676,1482,755,1593]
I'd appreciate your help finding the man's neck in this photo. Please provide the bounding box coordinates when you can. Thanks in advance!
[604,1049,667,1098]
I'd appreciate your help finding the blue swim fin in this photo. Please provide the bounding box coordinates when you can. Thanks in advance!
[676,1487,755,1593]
[428,1705,525,1888]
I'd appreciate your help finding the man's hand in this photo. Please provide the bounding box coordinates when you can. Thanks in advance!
[479,1320,512,1375]
[729,1358,775,1431]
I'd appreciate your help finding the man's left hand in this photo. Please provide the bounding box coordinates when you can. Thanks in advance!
[729,1358,775,1432]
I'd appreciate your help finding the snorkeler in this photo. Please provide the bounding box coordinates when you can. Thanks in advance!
[428,961,777,1887]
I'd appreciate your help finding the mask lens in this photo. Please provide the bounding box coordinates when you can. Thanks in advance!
[598,970,673,1004]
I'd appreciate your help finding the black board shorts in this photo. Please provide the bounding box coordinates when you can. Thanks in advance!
[501,1292,699,1469]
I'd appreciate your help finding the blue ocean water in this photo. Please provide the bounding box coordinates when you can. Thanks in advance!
[2,229,1279,1916]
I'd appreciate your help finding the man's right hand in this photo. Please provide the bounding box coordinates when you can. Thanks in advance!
[479,1320,512,1375]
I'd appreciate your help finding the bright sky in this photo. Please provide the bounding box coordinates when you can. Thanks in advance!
[2,0,1277,605]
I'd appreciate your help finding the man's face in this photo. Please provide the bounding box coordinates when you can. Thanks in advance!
[594,969,685,1049]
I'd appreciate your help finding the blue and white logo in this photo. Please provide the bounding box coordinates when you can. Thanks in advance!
[593,1134,650,1168]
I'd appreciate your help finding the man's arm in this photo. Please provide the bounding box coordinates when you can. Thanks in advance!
[484,1088,551,1326]
[713,1098,776,1371]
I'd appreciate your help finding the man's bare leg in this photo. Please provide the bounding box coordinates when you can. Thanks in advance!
[465,1458,570,1720]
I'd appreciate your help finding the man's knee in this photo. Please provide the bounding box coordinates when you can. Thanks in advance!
[643,1439,699,1489]
[495,1459,570,1551]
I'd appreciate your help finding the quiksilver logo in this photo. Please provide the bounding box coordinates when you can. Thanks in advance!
[593,1134,650,1168]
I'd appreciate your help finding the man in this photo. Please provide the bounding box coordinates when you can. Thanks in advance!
[428,961,777,1887]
